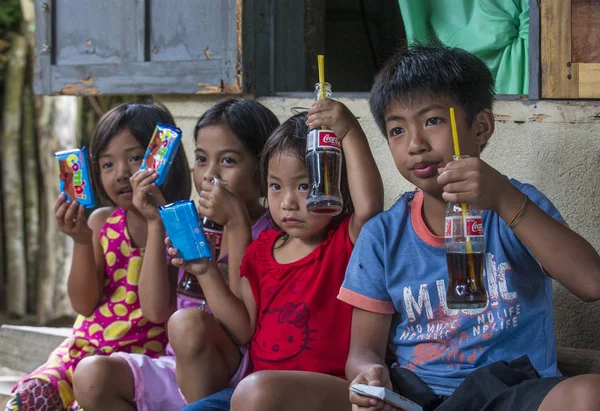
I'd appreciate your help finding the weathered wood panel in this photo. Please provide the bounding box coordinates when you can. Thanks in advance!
[54,0,145,65]
[36,96,78,324]
[571,0,600,63]
[22,86,40,314]
[577,63,600,98]
[34,0,239,95]
[541,0,579,98]
[2,35,28,316]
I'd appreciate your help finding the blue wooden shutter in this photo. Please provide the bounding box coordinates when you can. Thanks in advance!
[34,0,239,95]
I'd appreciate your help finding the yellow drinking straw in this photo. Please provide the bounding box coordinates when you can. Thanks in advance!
[318,55,326,101]
[449,108,475,259]
[317,54,330,195]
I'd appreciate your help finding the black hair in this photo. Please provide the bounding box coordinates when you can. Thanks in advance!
[193,99,280,195]
[259,112,353,234]
[369,43,495,138]
[89,102,192,206]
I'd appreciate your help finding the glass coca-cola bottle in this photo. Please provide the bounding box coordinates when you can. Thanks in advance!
[444,181,487,308]
[305,82,343,216]
[176,183,225,304]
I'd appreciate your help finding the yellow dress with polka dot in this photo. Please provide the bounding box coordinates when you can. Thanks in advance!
[12,208,168,409]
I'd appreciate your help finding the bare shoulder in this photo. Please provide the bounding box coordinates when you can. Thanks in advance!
[88,207,116,232]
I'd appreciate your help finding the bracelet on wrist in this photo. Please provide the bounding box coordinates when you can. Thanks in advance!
[507,194,529,229]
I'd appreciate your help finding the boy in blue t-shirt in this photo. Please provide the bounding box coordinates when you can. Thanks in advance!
[339,44,600,410]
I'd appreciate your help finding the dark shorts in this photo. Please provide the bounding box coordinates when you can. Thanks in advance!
[181,387,233,411]
[389,355,566,411]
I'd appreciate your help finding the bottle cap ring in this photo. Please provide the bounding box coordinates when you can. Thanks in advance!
[211,177,228,186]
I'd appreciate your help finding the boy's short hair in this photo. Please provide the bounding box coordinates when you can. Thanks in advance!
[369,43,495,137]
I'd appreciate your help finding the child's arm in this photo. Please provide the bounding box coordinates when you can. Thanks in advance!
[56,194,109,316]
[197,180,253,295]
[307,100,384,243]
[131,169,178,323]
[167,242,257,345]
[346,308,396,408]
[439,158,600,301]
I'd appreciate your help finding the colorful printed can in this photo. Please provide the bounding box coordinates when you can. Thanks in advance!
[140,122,183,186]
[54,147,96,208]
[158,200,213,261]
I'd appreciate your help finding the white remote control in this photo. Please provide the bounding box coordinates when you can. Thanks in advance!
[350,384,423,411]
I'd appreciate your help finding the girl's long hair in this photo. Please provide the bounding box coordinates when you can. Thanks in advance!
[89,102,192,206]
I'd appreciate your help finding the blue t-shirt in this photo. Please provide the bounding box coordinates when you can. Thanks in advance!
[339,180,563,396]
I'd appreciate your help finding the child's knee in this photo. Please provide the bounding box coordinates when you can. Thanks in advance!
[73,356,114,402]
[168,308,216,356]
[541,374,600,410]
[570,374,600,409]
[231,372,277,411]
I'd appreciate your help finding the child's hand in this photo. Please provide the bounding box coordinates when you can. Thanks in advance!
[306,99,363,142]
[437,157,522,212]
[55,193,92,244]
[130,169,166,222]
[349,365,397,410]
[165,236,220,277]
[198,179,245,226]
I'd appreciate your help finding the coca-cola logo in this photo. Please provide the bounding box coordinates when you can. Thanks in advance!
[465,218,484,237]
[318,130,341,149]
[471,221,483,234]
[323,134,338,144]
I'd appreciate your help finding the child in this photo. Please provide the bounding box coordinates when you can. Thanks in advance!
[340,44,600,410]
[72,99,280,411]
[178,102,384,411]
[5,102,192,411]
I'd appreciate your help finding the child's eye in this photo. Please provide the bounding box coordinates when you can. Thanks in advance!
[269,183,281,191]
[221,157,236,165]
[426,117,443,126]
[389,127,405,137]
[298,183,309,191]
[101,162,113,169]
[130,155,143,162]
[195,156,207,164]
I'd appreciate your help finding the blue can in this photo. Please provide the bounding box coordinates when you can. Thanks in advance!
[158,200,213,261]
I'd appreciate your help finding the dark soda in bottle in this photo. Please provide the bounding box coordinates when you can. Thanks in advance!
[175,216,223,304]
[176,178,225,304]
[445,200,487,308]
[306,82,343,216]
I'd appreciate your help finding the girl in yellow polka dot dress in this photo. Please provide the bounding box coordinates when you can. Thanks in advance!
[5,102,192,411]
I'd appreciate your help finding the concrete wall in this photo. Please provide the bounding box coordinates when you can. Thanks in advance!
[159,95,600,350]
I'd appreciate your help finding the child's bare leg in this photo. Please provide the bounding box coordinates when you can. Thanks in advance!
[538,374,600,411]
[231,370,351,411]
[169,308,241,402]
[73,356,135,411]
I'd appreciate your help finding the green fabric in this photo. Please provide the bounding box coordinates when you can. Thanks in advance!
[398,0,529,94]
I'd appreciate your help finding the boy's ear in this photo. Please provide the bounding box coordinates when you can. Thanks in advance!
[474,109,495,147]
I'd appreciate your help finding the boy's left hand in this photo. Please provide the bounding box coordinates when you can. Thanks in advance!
[437,157,521,212]
[306,99,363,143]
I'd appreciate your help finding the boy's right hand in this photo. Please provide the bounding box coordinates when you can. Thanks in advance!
[55,193,92,244]
[130,169,166,222]
[349,365,398,410]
